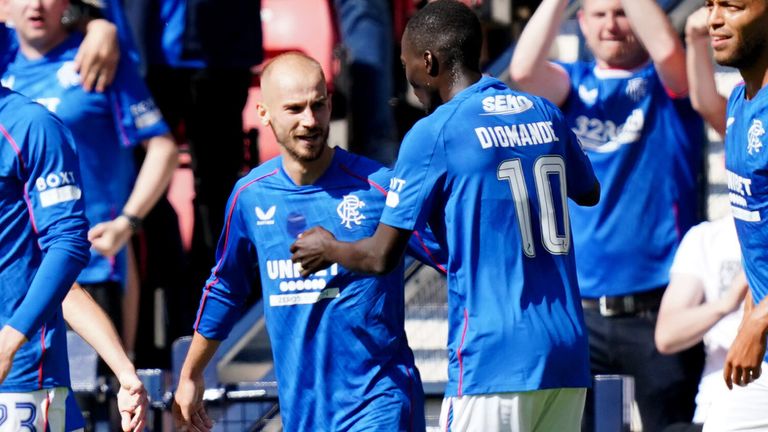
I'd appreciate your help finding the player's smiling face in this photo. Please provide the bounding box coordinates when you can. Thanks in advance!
[707,0,768,70]
[261,64,331,163]
[6,0,70,56]
[578,0,648,69]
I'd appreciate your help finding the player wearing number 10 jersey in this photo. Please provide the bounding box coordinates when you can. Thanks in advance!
[290,2,600,430]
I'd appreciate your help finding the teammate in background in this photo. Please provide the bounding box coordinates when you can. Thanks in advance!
[703,0,768,429]
[509,0,705,429]
[0,85,128,430]
[292,1,600,430]
[654,216,746,431]
[173,52,444,431]
[2,0,177,355]
[0,1,120,89]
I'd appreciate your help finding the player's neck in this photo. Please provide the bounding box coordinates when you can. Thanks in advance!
[440,69,483,104]
[283,146,335,186]
[740,59,768,100]
[17,32,69,60]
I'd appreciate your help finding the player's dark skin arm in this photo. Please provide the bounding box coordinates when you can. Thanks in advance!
[573,181,601,207]
[291,180,599,277]
[291,224,412,278]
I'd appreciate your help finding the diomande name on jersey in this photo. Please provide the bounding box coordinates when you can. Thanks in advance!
[380,76,595,396]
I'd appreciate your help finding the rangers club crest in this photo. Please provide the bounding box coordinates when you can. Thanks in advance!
[337,195,365,229]
[748,119,765,155]
[625,77,647,102]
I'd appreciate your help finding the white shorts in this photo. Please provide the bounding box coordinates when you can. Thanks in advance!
[0,387,82,432]
[439,388,586,432]
[703,362,768,432]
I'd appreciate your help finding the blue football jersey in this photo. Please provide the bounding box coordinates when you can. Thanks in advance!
[560,62,704,297]
[0,87,90,391]
[4,33,169,286]
[194,148,443,431]
[380,76,596,396]
[725,83,768,362]
[0,25,16,76]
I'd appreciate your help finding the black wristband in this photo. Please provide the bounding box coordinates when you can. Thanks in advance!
[121,213,143,233]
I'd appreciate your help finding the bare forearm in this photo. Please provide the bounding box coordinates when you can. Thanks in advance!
[509,0,571,103]
[122,135,178,219]
[63,285,136,381]
[180,332,221,380]
[656,301,730,354]
[621,0,686,94]
[686,35,726,134]
[326,236,392,275]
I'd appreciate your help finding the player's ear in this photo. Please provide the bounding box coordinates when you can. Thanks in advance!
[424,50,438,77]
[256,101,271,127]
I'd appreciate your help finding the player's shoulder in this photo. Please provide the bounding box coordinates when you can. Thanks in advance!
[334,148,392,192]
[0,88,66,136]
[236,157,282,189]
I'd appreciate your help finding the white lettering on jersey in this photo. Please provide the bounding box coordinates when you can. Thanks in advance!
[56,62,81,89]
[337,195,365,229]
[34,98,61,113]
[386,178,406,208]
[727,170,753,197]
[39,186,82,207]
[475,121,559,149]
[747,119,765,155]
[255,206,276,225]
[480,95,533,115]
[35,171,82,206]
[130,99,163,129]
[573,109,644,153]
[269,287,340,307]
[266,259,339,281]
[727,169,761,222]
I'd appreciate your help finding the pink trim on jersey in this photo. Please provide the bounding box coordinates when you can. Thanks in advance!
[664,86,689,100]
[43,390,51,431]
[406,366,414,432]
[38,324,46,389]
[193,169,279,331]
[457,308,469,396]
[0,124,39,233]
[339,163,388,196]
[673,202,681,241]
[111,98,132,148]
[411,230,446,274]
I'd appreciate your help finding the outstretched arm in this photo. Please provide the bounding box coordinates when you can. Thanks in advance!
[63,285,148,432]
[509,0,572,106]
[291,223,413,277]
[685,7,727,135]
[621,0,687,95]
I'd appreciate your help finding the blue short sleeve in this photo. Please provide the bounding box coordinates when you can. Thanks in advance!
[381,120,446,231]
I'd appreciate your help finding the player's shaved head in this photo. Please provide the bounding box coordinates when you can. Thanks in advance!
[260,52,327,104]
[256,52,332,167]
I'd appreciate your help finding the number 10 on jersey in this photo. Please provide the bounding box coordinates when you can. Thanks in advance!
[497,156,570,258]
